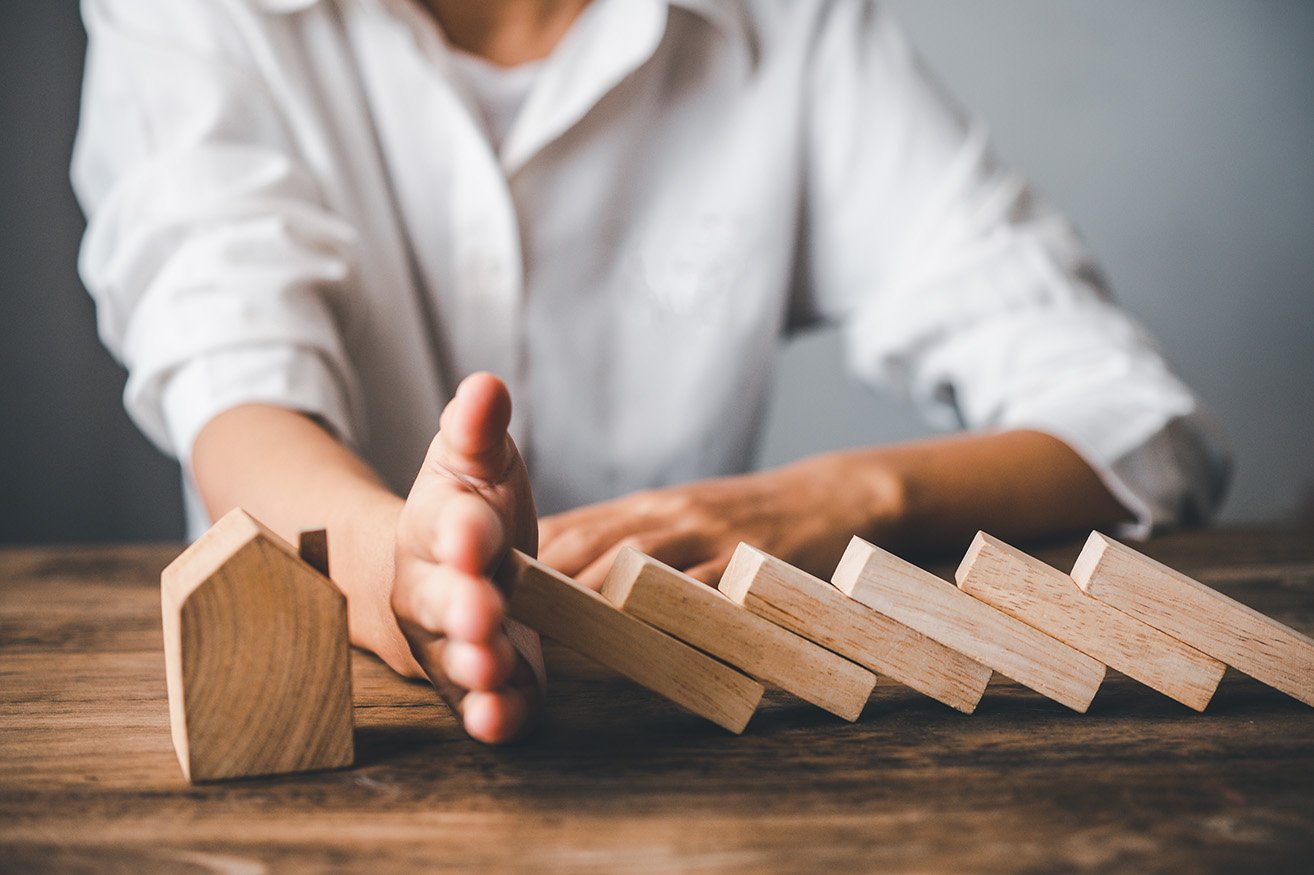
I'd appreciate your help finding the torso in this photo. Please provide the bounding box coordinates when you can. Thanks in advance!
[247,0,810,515]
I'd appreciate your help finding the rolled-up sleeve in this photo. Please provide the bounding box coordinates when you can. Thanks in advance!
[799,3,1231,536]
[72,0,360,463]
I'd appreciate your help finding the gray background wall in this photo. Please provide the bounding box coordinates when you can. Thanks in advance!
[763,0,1314,522]
[2,1,1312,544]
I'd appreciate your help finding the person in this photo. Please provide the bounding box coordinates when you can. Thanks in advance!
[73,0,1231,743]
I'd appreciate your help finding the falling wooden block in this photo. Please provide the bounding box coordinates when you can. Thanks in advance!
[495,550,764,733]
[161,509,354,782]
[832,537,1106,712]
[957,533,1225,711]
[719,543,992,714]
[600,547,877,721]
[1073,532,1314,707]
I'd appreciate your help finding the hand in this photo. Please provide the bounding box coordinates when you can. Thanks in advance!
[537,454,903,590]
[391,373,543,743]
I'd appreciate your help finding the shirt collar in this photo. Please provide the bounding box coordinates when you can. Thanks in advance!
[249,0,755,52]
[250,0,319,11]
[247,0,757,95]
[251,0,756,172]
[669,0,754,60]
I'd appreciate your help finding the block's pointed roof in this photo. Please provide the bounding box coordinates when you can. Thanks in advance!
[161,508,320,604]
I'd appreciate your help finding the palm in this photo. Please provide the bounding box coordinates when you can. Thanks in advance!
[392,373,542,744]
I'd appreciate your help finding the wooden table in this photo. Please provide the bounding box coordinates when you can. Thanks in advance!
[3,527,1313,872]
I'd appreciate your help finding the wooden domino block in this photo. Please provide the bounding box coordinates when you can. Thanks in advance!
[161,509,354,782]
[601,547,877,721]
[1073,532,1314,707]
[719,543,992,714]
[832,537,1106,712]
[957,533,1225,711]
[496,550,764,733]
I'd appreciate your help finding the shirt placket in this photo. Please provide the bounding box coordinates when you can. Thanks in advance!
[378,0,532,444]
[379,0,673,454]
[447,123,530,446]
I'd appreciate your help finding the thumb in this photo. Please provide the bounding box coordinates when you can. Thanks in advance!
[429,372,516,484]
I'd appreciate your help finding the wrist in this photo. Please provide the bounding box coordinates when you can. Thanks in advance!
[329,492,423,677]
[785,450,909,548]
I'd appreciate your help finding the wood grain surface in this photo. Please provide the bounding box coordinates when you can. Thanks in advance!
[161,510,354,782]
[720,543,992,714]
[601,547,876,721]
[958,533,1226,712]
[833,537,1106,712]
[3,527,1314,872]
[498,549,764,733]
[1075,532,1314,707]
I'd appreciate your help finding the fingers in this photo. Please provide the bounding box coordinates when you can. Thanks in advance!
[429,372,517,484]
[393,484,539,741]
[392,372,544,744]
[462,686,536,744]
[404,458,508,570]
[537,505,639,578]
[536,513,565,550]
[538,487,707,578]
[460,620,544,744]
[572,529,711,591]
[418,371,538,556]
[433,491,506,578]
[683,559,728,586]
[406,630,540,743]
[406,566,504,642]
[393,498,515,688]
[393,564,537,742]
[394,564,511,678]
[461,652,542,744]
[443,635,517,690]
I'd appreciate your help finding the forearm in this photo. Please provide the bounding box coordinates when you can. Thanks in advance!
[799,429,1133,556]
[190,404,418,675]
[538,427,1132,589]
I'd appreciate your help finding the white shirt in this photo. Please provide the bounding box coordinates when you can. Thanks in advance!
[72,0,1231,539]
[446,51,544,153]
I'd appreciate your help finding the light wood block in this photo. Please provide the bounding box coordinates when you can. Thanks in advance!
[1073,532,1314,707]
[957,533,1225,711]
[719,543,992,714]
[832,536,1106,712]
[600,547,877,721]
[496,550,764,733]
[161,509,354,782]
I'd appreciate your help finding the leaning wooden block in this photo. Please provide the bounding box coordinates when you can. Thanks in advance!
[161,509,354,782]
[957,533,1225,711]
[832,537,1106,712]
[719,544,992,714]
[1073,532,1314,707]
[600,547,876,721]
[496,550,764,733]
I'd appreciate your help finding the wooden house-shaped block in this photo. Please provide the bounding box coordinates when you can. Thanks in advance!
[161,508,354,782]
